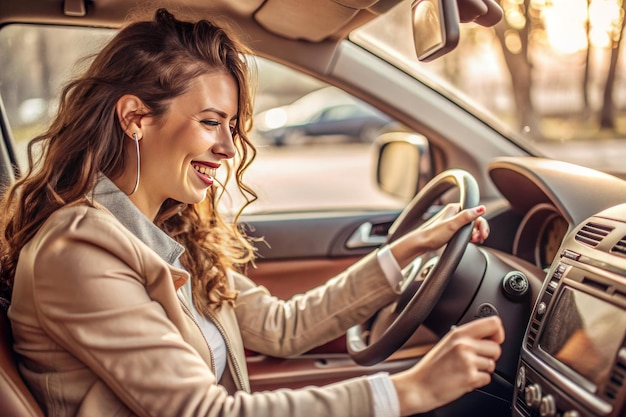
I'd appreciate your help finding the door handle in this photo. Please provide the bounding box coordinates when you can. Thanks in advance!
[346,222,387,248]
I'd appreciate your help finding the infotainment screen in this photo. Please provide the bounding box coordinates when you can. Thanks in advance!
[539,286,626,387]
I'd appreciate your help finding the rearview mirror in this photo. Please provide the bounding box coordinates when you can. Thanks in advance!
[412,0,504,62]
[411,0,459,62]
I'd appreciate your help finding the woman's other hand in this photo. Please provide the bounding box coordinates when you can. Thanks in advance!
[391,316,505,416]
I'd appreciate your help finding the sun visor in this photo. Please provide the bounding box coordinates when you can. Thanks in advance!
[254,0,382,42]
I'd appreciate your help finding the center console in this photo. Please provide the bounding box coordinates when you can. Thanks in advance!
[513,204,626,417]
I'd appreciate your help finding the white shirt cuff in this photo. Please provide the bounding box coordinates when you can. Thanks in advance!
[368,372,401,417]
[376,245,403,292]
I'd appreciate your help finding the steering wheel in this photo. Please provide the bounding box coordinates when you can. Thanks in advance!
[346,169,480,366]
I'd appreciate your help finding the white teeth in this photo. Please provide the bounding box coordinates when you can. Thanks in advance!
[193,164,215,177]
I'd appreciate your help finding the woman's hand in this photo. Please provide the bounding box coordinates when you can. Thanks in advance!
[390,204,490,268]
[390,316,505,416]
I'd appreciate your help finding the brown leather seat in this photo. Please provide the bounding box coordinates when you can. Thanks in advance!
[0,299,45,417]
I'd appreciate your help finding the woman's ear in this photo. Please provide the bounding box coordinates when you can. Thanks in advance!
[115,94,147,139]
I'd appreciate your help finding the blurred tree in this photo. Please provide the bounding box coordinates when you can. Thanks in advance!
[599,1,625,129]
[582,0,592,119]
[493,0,542,137]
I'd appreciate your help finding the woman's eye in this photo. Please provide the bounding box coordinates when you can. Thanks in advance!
[230,125,237,135]
[201,119,220,127]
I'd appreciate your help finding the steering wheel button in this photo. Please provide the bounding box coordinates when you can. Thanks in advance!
[475,303,499,318]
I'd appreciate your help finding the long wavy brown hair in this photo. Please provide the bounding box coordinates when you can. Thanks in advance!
[0,8,258,308]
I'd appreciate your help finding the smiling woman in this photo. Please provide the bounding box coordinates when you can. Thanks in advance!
[0,6,502,417]
[5,1,626,417]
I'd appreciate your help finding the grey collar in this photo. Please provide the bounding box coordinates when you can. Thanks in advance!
[91,176,185,264]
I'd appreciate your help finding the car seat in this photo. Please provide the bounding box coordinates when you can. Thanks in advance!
[0,298,45,416]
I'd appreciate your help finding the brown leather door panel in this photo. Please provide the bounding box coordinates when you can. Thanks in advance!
[247,353,418,391]
[246,256,360,354]
[247,257,360,300]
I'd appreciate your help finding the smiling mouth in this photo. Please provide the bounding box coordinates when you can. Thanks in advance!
[192,163,216,176]
[192,162,217,184]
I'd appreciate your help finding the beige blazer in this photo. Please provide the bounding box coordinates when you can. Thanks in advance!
[9,203,399,417]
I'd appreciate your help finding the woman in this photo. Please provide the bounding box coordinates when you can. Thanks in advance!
[0,8,503,417]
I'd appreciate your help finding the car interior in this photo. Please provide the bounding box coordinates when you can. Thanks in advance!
[1,1,626,417]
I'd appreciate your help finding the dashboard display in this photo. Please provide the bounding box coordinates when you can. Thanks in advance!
[539,215,569,269]
[539,286,626,388]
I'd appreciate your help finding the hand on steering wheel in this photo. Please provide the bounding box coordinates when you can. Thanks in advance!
[391,202,489,266]
[347,169,485,366]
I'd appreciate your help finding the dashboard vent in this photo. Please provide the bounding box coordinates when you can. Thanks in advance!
[601,357,625,404]
[574,222,613,247]
[611,236,626,257]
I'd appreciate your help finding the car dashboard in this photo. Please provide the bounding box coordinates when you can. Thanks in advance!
[484,157,626,417]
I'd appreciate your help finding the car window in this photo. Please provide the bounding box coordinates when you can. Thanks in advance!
[0,24,405,215]
[0,25,113,166]
[351,0,626,176]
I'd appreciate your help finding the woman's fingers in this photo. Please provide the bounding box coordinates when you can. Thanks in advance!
[452,315,505,345]
[444,204,489,244]
[392,316,506,415]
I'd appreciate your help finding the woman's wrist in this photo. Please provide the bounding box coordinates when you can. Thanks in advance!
[390,370,427,416]
[388,233,426,269]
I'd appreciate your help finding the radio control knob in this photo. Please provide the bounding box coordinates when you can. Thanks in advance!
[524,383,542,409]
[539,394,556,417]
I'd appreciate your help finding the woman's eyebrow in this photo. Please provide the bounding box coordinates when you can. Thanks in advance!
[200,107,238,121]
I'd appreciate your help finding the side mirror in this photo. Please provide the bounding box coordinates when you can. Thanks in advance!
[375,132,430,200]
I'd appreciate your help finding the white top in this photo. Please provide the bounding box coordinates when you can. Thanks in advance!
[178,276,228,380]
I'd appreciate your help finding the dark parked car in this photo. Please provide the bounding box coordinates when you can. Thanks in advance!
[255,87,394,145]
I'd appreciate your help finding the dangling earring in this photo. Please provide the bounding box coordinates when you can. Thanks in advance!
[128,132,141,195]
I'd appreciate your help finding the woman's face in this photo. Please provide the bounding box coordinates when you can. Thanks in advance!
[132,72,238,218]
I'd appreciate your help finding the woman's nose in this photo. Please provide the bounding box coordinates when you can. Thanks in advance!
[213,127,237,160]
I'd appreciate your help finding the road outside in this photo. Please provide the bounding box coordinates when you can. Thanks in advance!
[227,143,402,214]
[232,138,626,215]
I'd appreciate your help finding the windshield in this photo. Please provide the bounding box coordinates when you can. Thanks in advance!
[351,0,626,175]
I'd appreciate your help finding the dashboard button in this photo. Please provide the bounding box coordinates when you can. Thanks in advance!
[502,271,529,300]
[524,383,542,409]
[539,394,556,417]
[536,302,547,316]
[516,366,526,389]
[561,249,580,260]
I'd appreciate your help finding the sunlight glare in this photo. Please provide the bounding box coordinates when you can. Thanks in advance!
[263,108,287,129]
[544,0,589,54]
[542,0,622,52]
[589,0,623,47]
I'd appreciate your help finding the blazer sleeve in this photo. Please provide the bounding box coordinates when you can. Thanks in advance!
[233,250,400,357]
